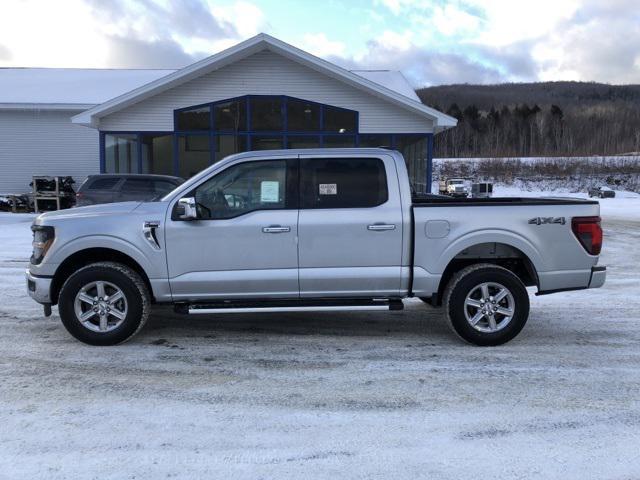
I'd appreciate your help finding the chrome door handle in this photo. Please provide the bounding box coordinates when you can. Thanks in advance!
[367,224,396,231]
[262,225,291,233]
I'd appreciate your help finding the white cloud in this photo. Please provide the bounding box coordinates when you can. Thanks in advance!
[431,4,481,36]
[301,33,346,58]
[210,1,266,38]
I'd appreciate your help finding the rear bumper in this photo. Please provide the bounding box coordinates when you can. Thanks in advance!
[588,265,606,288]
[536,265,606,295]
[26,269,53,305]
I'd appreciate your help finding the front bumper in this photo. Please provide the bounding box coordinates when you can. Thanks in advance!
[589,265,606,289]
[26,269,53,304]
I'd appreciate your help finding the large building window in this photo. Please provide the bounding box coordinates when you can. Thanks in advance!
[287,99,320,132]
[102,96,431,191]
[176,106,210,131]
[214,134,247,161]
[323,135,356,148]
[324,107,357,133]
[214,99,246,131]
[359,134,392,148]
[396,135,427,193]
[287,135,320,149]
[250,97,283,131]
[105,134,138,173]
[178,135,210,178]
[141,134,174,175]
[251,136,283,150]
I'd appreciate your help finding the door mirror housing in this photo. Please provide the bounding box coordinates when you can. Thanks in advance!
[176,197,198,220]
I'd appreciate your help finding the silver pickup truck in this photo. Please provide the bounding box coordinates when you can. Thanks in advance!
[26,148,606,346]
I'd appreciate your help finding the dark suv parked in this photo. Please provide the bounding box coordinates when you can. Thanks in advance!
[75,174,184,207]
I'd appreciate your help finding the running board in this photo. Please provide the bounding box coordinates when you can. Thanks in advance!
[175,298,404,315]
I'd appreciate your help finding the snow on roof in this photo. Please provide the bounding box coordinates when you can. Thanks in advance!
[0,68,175,106]
[351,70,420,102]
[0,67,419,108]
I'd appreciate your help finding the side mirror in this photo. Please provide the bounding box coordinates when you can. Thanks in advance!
[176,197,198,220]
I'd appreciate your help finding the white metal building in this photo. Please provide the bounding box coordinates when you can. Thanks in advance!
[0,34,456,194]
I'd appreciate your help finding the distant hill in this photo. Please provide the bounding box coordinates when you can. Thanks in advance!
[416,81,640,158]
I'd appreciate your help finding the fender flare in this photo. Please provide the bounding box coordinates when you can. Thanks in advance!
[435,229,545,275]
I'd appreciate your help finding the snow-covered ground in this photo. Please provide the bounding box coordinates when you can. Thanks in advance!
[1,193,640,479]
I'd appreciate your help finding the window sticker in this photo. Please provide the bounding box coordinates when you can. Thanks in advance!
[260,181,280,203]
[319,183,337,195]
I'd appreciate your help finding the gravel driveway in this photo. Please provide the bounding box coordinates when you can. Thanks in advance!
[1,213,639,479]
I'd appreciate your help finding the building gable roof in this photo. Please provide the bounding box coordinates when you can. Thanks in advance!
[71,33,456,130]
[0,68,174,109]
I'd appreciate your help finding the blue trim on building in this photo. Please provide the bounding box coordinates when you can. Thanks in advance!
[426,133,434,193]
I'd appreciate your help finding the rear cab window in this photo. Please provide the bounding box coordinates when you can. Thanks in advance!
[300,157,388,209]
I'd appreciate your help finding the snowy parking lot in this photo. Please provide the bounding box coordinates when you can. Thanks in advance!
[1,194,640,479]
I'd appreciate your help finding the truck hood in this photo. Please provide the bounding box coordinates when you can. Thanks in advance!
[36,201,142,223]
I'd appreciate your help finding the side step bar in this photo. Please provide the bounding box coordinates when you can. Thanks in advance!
[175,298,404,315]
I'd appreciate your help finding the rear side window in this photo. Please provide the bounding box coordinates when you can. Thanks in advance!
[122,178,155,193]
[300,157,388,209]
[87,178,120,190]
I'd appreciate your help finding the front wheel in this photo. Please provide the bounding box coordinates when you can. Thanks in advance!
[58,262,150,345]
[443,264,530,346]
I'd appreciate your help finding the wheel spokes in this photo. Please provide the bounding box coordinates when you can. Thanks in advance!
[78,292,96,305]
[79,309,97,322]
[109,308,126,320]
[496,306,514,316]
[108,291,124,304]
[465,298,483,309]
[96,281,106,299]
[494,288,509,303]
[469,311,484,326]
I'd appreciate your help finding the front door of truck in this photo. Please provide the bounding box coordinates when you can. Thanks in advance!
[164,156,299,301]
[297,154,404,297]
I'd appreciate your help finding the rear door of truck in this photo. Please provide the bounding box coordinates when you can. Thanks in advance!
[297,153,404,297]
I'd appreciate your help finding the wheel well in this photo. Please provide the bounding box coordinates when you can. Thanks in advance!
[431,243,538,306]
[50,248,154,305]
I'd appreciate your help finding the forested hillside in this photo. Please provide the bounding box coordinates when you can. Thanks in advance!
[417,82,640,158]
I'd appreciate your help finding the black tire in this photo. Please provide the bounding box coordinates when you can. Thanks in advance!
[58,262,150,346]
[443,264,530,346]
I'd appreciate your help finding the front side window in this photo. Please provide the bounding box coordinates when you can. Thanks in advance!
[194,160,288,219]
[300,157,388,209]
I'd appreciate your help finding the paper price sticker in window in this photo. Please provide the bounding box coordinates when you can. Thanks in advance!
[319,183,337,195]
[260,181,280,203]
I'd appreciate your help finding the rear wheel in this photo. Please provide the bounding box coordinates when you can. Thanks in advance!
[443,264,530,346]
[58,262,150,345]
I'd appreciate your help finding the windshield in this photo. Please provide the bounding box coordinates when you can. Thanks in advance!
[449,180,464,185]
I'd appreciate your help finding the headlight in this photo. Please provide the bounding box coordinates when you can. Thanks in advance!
[31,225,55,265]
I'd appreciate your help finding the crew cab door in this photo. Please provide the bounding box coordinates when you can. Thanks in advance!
[164,156,299,300]
[297,154,403,297]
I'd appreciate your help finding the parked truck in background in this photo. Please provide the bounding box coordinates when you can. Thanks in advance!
[439,178,470,197]
[26,148,606,347]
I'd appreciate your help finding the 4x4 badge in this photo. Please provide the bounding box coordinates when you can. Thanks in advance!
[528,217,566,225]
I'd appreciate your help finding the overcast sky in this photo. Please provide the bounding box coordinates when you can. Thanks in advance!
[0,0,638,87]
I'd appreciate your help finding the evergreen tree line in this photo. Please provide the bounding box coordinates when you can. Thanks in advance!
[429,102,640,158]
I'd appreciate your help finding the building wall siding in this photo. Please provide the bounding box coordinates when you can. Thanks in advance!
[99,51,433,133]
[0,109,98,193]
